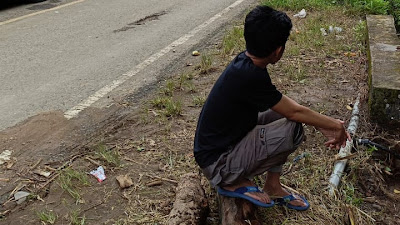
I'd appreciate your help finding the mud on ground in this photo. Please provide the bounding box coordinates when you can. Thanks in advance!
[1,6,400,225]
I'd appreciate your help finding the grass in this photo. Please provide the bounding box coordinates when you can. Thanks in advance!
[221,25,245,56]
[199,53,214,74]
[37,210,57,224]
[95,144,121,167]
[150,96,182,117]
[192,95,206,107]
[69,209,86,225]
[58,168,90,203]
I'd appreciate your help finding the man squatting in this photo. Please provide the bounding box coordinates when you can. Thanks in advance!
[193,6,351,210]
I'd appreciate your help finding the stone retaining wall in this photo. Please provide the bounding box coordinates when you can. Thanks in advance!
[366,15,400,126]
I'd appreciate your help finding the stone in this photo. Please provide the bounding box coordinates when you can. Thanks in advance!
[366,15,400,126]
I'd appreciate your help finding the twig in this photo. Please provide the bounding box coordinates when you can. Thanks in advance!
[30,159,42,170]
[79,200,105,216]
[281,184,300,195]
[354,206,376,222]
[0,178,10,182]
[39,173,60,189]
[335,153,358,161]
[85,156,101,166]
[144,174,178,185]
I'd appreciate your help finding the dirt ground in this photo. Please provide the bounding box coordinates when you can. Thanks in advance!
[1,6,400,225]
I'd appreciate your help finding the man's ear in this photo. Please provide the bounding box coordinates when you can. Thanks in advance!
[274,46,283,57]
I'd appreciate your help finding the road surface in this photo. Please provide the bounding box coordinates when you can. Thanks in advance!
[0,0,256,131]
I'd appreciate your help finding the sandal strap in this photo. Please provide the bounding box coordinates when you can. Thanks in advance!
[234,186,262,194]
[276,194,296,204]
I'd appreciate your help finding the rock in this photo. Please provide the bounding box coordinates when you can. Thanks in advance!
[14,191,30,205]
[116,175,133,189]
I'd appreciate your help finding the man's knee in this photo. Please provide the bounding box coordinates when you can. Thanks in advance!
[293,122,304,147]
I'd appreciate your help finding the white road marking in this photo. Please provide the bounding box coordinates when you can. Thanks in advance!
[64,0,246,119]
[0,0,87,26]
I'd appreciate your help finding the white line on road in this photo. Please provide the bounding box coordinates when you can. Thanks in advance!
[0,0,87,26]
[64,0,246,119]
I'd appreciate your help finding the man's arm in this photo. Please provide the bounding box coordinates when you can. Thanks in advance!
[271,95,351,149]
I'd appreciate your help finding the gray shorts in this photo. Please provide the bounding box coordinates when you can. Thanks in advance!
[202,110,304,187]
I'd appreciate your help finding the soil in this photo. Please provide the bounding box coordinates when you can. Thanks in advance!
[1,7,400,225]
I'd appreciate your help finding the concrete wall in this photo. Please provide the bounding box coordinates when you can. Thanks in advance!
[366,15,400,126]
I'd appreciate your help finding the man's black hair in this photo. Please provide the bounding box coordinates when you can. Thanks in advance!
[244,6,292,58]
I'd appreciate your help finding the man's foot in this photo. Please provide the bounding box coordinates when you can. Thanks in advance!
[263,183,307,208]
[221,179,271,204]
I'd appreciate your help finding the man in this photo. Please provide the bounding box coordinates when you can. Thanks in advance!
[193,5,350,210]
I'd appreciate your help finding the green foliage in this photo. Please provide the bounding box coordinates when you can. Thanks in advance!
[221,26,245,56]
[192,95,206,107]
[263,0,390,14]
[37,210,57,224]
[343,183,364,206]
[263,0,334,11]
[150,97,182,117]
[69,209,86,225]
[95,144,121,167]
[388,0,400,30]
[354,20,367,51]
[58,168,90,202]
[200,53,214,74]
[342,0,389,14]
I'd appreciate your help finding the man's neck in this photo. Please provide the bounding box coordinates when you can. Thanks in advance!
[245,51,271,68]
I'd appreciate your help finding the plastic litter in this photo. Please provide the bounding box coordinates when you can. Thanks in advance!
[14,191,30,204]
[0,150,12,165]
[294,9,307,18]
[90,166,106,182]
[320,28,328,36]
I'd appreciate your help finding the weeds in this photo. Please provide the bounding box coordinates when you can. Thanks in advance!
[95,144,121,167]
[37,210,57,224]
[354,20,367,51]
[199,53,214,74]
[69,209,86,225]
[150,96,182,117]
[192,95,206,107]
[161,80,175,96]
[58,168,89,203]
[221,26,245,56]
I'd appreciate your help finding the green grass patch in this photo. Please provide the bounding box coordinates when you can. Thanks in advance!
[150,96,182,117]
[192,95,206,107]
[37,210,57,224]
[69,209,86,225]
[221,25,245,56]
[95,144,121,167]
[58,168,90,203]
[263,0,334,11]
[199,53,214,74]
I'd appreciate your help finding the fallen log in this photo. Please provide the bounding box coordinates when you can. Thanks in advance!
[218,195,262,225]
[167,173,209,225]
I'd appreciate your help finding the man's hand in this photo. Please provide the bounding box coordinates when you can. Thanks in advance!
[317,120,351,149]
[271,95,352,149]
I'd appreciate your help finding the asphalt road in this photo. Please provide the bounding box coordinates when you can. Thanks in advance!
[0,0,256,131]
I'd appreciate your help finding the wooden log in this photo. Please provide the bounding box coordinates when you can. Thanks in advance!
[167,173,209,225]
[219,195,262,225]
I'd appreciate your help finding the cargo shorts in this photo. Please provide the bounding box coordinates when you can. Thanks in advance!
[202,110,304,187]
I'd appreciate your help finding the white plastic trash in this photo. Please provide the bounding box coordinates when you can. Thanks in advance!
[90,166,106,182]
[294,9,307,18]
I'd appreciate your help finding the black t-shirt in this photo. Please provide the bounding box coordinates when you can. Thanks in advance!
[194,51,282,168]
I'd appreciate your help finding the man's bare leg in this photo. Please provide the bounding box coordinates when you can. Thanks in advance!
[221,178,271,204]
[263,171,307,207]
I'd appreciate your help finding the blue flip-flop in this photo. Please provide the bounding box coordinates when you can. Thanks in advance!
[274,194,310,211]
[217,186,275,208]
